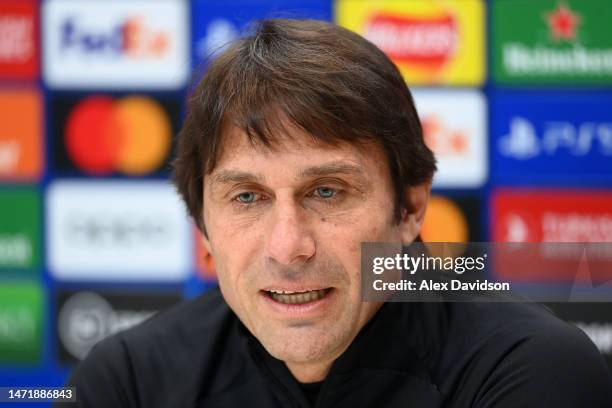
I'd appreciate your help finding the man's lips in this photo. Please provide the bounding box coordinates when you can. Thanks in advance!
[260,287,334,305]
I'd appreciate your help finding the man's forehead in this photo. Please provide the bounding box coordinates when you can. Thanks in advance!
[209,123,382,180]
[216,121,343,158]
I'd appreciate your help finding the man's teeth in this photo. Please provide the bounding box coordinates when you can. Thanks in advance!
[268,289,328,304]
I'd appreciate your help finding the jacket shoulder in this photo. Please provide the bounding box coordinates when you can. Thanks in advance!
[473,307,612,407]
[120,286,233,347]
[61,288,237,408]
[437,301,612,406]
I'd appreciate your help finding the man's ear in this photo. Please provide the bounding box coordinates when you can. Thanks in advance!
[399,182,431,244]
[200,230,212,254]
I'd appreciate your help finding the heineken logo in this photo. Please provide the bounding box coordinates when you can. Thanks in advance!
[363,13,457,69]
[546,2,581,42]
[493,0,612,83]
[503,44,612,75]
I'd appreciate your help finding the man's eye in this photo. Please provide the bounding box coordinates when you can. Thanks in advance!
[236,192,258,204]
[314,187,336,199]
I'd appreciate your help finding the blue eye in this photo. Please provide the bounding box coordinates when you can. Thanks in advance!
[316,187,335,198]
[236,192,257,203]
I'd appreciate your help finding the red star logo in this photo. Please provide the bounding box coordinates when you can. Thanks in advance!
[545,2,581,41]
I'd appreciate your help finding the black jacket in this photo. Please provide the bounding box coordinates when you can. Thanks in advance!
[57,288,612,407]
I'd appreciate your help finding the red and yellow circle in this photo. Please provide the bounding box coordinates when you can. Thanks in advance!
[421,195,469,242]
[65,95,171,176]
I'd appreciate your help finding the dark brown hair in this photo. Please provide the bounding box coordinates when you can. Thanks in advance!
[172,18,436,234]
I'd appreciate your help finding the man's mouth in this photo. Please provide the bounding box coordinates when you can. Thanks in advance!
[264,288,333,305]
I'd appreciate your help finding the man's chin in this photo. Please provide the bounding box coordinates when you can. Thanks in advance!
[256,326,348,366]
[266,345,333,368]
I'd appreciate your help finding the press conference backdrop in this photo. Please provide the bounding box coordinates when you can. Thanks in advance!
[1,0,612,398]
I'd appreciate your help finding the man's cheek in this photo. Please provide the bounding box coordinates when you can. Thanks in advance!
[226,212,265,233]
[210,253,241,303]
[217,270,250,317]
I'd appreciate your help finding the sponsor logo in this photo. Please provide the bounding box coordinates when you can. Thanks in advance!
[0,89,43,181]
[493,0,612,84]
[502,211,612,242]
[46,180,191,281]
[544,303,612,370]
[499,117,612,160]
[0,234,31,268]
[60,17,169,58]
[65,95,171,175]
[0,0,38,79]
[492,92,612,183]
[421,196,468,243]
[502,45,612,78]
[0,190,40,272]
[546,2,581,42]
[191,1,331,66]
[51,94,179,176]
[65,214,170,248]
[492,192,612,286]
[195,18,238,61]
[363,13,457,69]
[56,290,181,363]
[492,190,612,243]
[412,90,487,188]
[43,0,188,89]
[336,0,484,85]
[421,195,482,242]
[0,284,42,363]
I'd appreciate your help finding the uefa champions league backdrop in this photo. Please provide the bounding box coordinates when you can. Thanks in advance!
[1,0,612,398]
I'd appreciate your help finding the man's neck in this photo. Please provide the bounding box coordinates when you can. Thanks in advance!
[285,360,332,383]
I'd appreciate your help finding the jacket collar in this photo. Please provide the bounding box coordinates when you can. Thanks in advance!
[234,301,448,407]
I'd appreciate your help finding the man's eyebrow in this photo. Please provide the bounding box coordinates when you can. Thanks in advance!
[297,162,367,179]
[209,162,367,187]
[210,170,264,185]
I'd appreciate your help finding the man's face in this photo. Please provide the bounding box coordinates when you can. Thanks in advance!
[202,123,420,372]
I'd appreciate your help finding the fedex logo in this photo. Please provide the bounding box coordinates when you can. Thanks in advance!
[43,0,188,89]
[499,117,612,160]
[60,17,169,58]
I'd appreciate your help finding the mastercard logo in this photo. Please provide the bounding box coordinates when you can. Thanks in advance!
[65,95,171,175]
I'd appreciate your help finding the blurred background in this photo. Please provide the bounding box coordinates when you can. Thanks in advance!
[1,0,611,398]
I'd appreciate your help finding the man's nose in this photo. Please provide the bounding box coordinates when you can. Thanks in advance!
[264,198,316,266]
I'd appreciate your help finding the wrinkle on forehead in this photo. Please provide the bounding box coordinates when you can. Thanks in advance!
[212,113,379,171]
